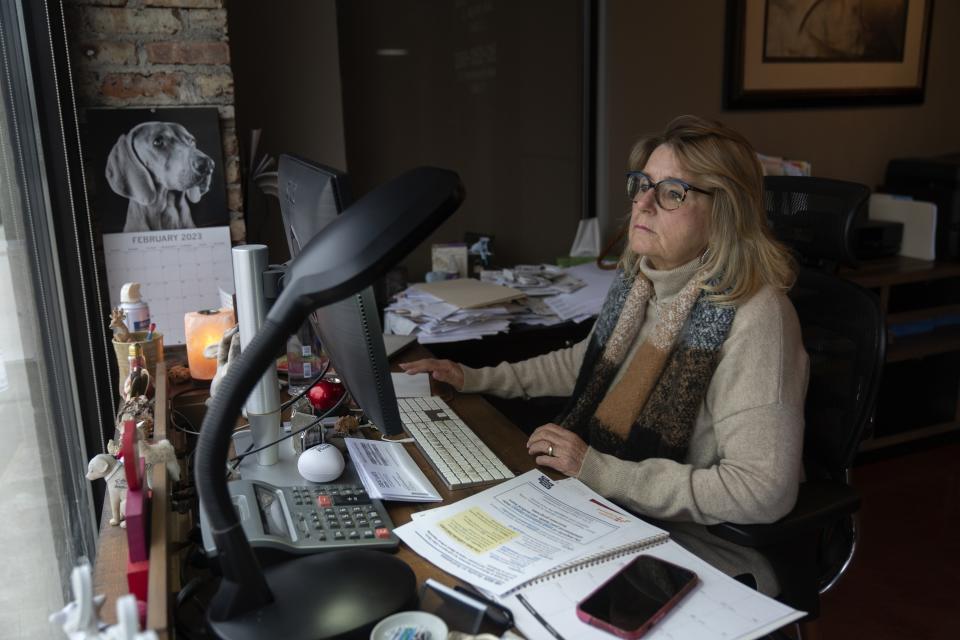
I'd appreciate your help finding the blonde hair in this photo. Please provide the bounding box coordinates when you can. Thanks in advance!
[622,114,795,304]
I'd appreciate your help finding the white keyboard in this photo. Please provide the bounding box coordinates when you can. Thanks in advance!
[397,396,514,490]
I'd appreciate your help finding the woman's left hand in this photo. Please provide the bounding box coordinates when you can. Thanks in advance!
[527,423,588,477]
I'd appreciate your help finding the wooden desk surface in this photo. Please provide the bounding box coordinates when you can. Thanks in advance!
[389,343,547,586]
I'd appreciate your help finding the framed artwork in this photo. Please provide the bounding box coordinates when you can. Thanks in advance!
[85,107,228,234]
[724,0,934,109]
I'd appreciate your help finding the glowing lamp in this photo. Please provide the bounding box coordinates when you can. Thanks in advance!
[184,309,236,380]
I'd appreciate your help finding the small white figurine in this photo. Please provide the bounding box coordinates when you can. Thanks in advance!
[105,595,158,640]
[49,558,107,638]
[206,325,240,404]
[85,454,127,527]
[139,438,180,484]
[469,236,493,267]
[50,559,158,640]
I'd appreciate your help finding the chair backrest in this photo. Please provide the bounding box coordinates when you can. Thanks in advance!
[789,268,885,479]
[764,176,870,271]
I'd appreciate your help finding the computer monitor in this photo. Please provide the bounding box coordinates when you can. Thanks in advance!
[277,153,404,436]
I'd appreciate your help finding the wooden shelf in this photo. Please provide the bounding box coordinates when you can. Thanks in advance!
[860,421,960,452]
[92,362,172,639]
[887,304,960,326]
[839,258,960,452]
[886,325,960,362]
[841,256,960,289]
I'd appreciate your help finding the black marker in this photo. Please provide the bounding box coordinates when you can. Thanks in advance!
[515,593,567,640]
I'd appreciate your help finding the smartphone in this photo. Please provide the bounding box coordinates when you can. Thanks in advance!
[576,555,699,639]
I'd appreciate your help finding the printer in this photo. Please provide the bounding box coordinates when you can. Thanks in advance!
[882,153,960,260]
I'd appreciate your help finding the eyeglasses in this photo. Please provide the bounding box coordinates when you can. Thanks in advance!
[626,171,712,211]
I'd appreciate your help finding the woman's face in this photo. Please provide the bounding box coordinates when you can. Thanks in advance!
[629,144,711,271]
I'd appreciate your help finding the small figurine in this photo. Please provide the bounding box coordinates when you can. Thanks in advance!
[140,438,180,485]
[469,236,493,267]
[107,594,158,640]
[85,453,127,527]
[123,343,152,401]
[48,559,107,638]
[109,307,132,343]
[49,559,158,640]
[206,325,240,405]
[112,396,154,443]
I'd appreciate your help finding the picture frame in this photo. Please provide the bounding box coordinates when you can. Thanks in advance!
[724,0,934,109]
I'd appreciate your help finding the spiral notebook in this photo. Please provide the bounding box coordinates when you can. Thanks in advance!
[502,539,804,640]
[499,479,670,597]
[401,473,802,639]
[397,472,670,598]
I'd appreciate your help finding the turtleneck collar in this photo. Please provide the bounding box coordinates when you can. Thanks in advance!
[638,254,703,305]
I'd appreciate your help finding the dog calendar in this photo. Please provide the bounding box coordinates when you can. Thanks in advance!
[103,226,233,345]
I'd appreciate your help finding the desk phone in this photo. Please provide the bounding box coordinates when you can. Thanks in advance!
[200,479,399,556]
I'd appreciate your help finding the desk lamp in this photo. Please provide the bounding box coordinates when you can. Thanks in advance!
[195,167,464,639]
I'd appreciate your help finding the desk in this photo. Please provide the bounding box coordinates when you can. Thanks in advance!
[92,345,547,636]
[386,345,548,583]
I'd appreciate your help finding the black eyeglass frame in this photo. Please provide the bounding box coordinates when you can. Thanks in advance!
[626,170,712,211]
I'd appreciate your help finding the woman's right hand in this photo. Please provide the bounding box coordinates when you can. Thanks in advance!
[398,358,465,392]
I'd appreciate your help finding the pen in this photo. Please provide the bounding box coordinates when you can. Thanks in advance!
[515,593,567,640]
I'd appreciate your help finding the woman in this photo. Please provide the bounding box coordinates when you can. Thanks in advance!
[400,115,808,595]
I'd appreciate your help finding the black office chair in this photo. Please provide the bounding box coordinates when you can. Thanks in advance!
[762,175,870,272]
[707,176,886,621]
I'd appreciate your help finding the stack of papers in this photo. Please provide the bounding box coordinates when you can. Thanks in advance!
[384,262,615,343]
[384,289,513,343]
[480,264,586,297]
[543,262,615,322]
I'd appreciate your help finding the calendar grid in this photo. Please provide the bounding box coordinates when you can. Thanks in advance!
[103,227,234,345]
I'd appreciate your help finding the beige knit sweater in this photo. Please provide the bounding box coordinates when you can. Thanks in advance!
[460,256,809,595]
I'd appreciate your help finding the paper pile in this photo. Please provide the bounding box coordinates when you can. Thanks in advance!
[480,264,586,297]
[384,262,616,343]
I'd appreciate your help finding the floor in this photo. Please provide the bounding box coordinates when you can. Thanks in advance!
[816,439,960,638]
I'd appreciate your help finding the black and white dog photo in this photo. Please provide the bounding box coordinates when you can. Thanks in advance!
[106,121,215,231]
[88,107,228,234]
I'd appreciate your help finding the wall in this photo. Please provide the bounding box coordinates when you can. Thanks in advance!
[336,0,585,279]
[225,0,346,262]
[228,0,585,278]
[66,0,244,241]
[601,0,960,242]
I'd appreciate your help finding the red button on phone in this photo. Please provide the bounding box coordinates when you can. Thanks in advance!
[317,495,333,508]
[375,527,390,539]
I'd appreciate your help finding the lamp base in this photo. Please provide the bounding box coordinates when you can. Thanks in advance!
[208,549,417,640]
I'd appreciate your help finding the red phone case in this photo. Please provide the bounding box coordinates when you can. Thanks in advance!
[575,557,699,639]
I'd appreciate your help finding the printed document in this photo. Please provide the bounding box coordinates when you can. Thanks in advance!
[394,470,666,596]
[345,437,441,502]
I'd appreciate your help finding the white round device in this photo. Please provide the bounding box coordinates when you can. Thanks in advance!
[297,443,345,483]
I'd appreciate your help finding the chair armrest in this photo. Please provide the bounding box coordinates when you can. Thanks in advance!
[706,480,860,547]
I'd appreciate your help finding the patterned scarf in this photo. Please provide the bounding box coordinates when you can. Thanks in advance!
[558,266,736,462]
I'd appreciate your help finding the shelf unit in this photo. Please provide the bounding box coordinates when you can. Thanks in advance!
[92,361,189,639]
[841,256,960,451]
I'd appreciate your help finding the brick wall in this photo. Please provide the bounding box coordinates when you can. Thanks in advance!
[66,0,244,242]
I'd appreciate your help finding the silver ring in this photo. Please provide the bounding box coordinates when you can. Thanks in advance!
[547,444,554,457]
